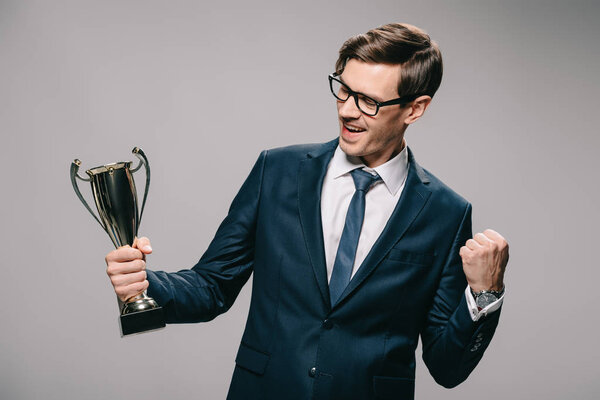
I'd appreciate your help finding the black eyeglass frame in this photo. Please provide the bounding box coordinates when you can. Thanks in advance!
[328,73,419,116]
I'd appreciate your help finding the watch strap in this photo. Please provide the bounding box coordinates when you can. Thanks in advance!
[470,287,505,311]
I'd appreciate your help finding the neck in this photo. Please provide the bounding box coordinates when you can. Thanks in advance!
[360,138,406,168]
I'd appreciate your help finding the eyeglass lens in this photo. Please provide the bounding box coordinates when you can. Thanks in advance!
[330,78,378,116]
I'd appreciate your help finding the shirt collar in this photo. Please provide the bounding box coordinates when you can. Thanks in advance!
[329,140,409,196]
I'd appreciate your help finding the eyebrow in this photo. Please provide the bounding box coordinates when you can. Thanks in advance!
[338,76,385,103]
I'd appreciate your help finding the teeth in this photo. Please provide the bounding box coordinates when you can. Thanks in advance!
[346,125,364,132]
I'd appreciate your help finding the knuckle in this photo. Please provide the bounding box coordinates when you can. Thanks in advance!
[105,250,116,263]
[111,275,124,286]
[106,263,119,277]
[132,271,144,282]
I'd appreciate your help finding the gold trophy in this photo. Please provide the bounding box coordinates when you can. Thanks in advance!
[70,147,165,335]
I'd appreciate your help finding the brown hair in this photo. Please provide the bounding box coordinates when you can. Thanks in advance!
[335,23,443,99]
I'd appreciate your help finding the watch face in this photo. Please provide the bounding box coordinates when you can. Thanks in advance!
[476,293,498,309]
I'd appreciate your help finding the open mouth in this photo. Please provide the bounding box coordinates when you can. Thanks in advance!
[344,124,366,133]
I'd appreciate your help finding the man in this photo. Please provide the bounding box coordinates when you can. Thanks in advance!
[106,23,509,399]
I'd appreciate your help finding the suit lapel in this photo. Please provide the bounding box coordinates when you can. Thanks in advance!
[332,147,432,309]
[298,139,338,308]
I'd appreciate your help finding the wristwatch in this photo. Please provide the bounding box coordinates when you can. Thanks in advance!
[470,287,505,310]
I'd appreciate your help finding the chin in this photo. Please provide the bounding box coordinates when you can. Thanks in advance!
[338,137,363,157]
[340,142,375,161]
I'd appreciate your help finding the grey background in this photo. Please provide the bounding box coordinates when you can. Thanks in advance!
[1,0,598,399]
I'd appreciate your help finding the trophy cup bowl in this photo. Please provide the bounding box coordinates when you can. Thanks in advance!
[70,147,165,336]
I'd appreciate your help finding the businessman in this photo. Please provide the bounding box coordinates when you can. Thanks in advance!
[106,23,509,399]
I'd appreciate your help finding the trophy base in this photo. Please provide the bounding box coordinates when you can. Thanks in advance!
[120,306,165,336]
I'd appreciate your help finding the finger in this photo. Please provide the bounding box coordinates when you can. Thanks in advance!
[133,236,153,254]
[483,229,506,244]
[105,247,144,263]
[465,238,482,250]
[107,259,146,276]
[473,232,493,246]
[111,270,147,287]
[127,280,149,297]
[116,280,149,302]
[459,246,470,258]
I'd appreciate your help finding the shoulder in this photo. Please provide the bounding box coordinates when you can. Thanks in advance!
[266,139,337,158]
[426,168,469,207]
[409,149,470,212]
[261,139,338,166]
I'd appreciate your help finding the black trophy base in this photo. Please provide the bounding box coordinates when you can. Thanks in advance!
[120,306,165,336]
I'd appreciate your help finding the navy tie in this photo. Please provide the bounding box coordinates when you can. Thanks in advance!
[329,168,382,305]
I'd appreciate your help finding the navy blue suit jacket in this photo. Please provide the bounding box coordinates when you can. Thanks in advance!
[147,139,501,399]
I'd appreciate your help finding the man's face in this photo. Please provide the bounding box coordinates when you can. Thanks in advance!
[336,59,412,168]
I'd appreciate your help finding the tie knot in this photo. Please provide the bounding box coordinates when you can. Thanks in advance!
[350,168,381,192]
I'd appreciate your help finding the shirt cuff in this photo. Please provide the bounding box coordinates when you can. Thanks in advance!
[465,285,504,322]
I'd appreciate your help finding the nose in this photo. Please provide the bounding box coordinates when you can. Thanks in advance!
[337,96,362,119]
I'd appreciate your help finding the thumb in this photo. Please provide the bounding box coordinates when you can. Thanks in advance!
[133,236,153,254]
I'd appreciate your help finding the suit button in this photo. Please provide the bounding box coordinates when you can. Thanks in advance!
[322,319,333,329]
[309,367,317,377]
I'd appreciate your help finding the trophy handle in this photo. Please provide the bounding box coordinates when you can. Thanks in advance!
[131,147,150,224]
[70,159,105,229]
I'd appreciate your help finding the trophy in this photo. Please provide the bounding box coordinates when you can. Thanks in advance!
[70,147,165,336]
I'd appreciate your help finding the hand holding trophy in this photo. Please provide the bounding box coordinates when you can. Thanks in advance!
[70,147,165,336]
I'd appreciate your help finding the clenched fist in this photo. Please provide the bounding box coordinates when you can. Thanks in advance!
[459,229,509,293]
[105,236,153,302]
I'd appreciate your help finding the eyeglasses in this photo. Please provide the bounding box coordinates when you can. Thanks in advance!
[328,73,417,117]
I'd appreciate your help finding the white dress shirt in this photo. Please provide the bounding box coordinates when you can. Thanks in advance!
[320,143,503,322]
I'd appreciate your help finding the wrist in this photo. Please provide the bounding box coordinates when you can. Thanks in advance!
[470,286,505,311]
[469,283,504,293]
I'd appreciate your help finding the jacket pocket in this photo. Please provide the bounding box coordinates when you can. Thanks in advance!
[234,342,270,375]
[373,376,415,399]
[387,249,435,265]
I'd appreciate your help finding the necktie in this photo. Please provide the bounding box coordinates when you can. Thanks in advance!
[329,168,382,305]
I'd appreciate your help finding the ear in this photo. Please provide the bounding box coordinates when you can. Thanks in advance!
[403,95,432,125]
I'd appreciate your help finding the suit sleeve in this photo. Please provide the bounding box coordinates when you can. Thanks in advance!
[145,150,267,323]
[420,202,502,388]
